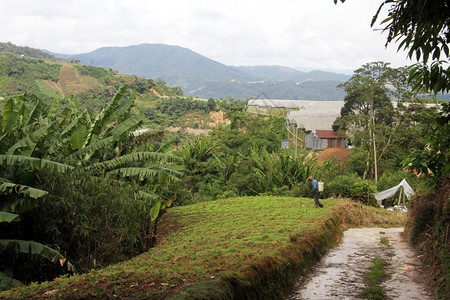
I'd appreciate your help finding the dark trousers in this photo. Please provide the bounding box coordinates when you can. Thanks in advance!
[313,190,323,208]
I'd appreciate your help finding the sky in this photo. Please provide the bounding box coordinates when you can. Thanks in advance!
[0,0,414,74]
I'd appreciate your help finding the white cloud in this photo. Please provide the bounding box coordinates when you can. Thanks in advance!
[0,0,413,72]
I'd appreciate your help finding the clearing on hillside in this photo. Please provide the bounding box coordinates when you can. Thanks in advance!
[317,148,352,164]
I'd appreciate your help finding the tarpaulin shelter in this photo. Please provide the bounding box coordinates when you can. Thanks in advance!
[373,179,415,208]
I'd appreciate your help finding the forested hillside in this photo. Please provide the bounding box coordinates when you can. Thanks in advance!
[0,51,183,112]
[0,42,55,60]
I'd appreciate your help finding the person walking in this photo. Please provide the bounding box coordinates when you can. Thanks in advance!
[307,176,324,208]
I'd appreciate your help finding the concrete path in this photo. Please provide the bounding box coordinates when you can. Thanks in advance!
[286,228,434,300]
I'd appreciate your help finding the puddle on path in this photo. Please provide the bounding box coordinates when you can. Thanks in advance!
[286,228,434,300]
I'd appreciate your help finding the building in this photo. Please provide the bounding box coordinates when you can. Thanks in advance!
[247,99,347,149]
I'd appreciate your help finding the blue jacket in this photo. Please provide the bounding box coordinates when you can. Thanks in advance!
[311,179,318,192]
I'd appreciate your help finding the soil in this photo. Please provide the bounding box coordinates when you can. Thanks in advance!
[286,227,435,300]
[43,64,101,98]
[316,148,352,164]
[166,110,230,136]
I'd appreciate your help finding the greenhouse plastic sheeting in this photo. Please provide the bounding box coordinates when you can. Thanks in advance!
[374,179,415,201]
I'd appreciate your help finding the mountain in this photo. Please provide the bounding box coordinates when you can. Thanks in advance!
[232,65,350,83]
[55,44,253,87]
[51,44,349,100]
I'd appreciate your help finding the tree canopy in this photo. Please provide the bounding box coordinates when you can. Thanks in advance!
[335,0,450,94]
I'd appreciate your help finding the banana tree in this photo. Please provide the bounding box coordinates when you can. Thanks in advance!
[0,86,182,289]
[249,146,312,194]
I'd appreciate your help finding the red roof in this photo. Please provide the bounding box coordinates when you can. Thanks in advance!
[316,130,338,139]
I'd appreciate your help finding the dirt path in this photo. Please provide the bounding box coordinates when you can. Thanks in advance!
[286,228,434,300]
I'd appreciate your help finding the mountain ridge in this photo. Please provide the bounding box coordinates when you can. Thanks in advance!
[50,43,349,100]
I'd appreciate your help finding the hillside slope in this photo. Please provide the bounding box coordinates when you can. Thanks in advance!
[56,43,253,88]
[0,197,406,299]
[0,52,182,107]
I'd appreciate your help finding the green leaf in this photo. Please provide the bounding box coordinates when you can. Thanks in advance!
[7,123,52,155]
[2,98,18,134]
[108,115,145,138]
[0,155,74,173]
[0,212,20,223]
[47,97,59,119]
[88,152,180,172]
[149,200,161,221]
[22,98,43,127]
[0,239,74,271]
[72,136,114,161]
[0,271,23,290]
[106,167,158,181]
[70,125,87,151]
[83,85,127,147]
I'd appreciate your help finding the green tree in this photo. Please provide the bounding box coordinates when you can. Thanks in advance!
[335,0,450,94]
[207,98,216,111]
[0,86,181,289]
[333,62,394,181]
[402,102,449,187]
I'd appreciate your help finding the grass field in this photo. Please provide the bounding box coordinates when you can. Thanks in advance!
[0,196,406,299]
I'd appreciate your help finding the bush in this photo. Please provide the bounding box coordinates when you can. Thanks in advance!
[323,173,377,205]
[291,182,310,198]
[405,182,449,300]
[34,171,153,272]
[345,148,368,176]
[313,158,345,183]
[272,185,294,196]
[350,180,377,205]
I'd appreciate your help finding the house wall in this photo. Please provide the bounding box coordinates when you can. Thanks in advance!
[286,124,306,149]
[305,132,347,150]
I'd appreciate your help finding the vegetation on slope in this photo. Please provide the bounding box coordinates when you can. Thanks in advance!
[0,42,55,60]
[0,51,183,108]
[0,197,406,299]
[405,183,450,299]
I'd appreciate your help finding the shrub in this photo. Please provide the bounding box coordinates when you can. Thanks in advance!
[345,148,368,176]
[350,180,377,205]
[272,185,294,197]
[313,158,345,183]
[405,182,449,300]
[291,182,310,198]
[34,170,154,272]
[324,173,377,204]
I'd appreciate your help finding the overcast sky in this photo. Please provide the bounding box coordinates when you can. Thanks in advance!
[1,0,414,74]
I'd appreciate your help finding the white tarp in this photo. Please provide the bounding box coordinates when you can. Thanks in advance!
[374,179,415,201]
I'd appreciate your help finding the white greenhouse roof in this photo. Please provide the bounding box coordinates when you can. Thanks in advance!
[285,101,344,131]
[247,99,344,131]
[247,99,312,108]
[248,99,440,131]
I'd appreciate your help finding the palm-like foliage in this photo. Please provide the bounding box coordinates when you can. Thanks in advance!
[179,136,216,170]
[249,146,312,194]
[0,86,182,289]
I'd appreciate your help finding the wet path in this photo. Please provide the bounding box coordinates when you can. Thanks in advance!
[286,228,434,300]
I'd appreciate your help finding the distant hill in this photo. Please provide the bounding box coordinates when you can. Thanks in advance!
[52,44,349,100]
[232,65,350,83]
[0,42,56,60]
[0,51,182,111]
[54,44,253,87]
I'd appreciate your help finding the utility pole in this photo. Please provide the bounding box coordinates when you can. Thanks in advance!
[294,124,298,158]
[370,97,378,182]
